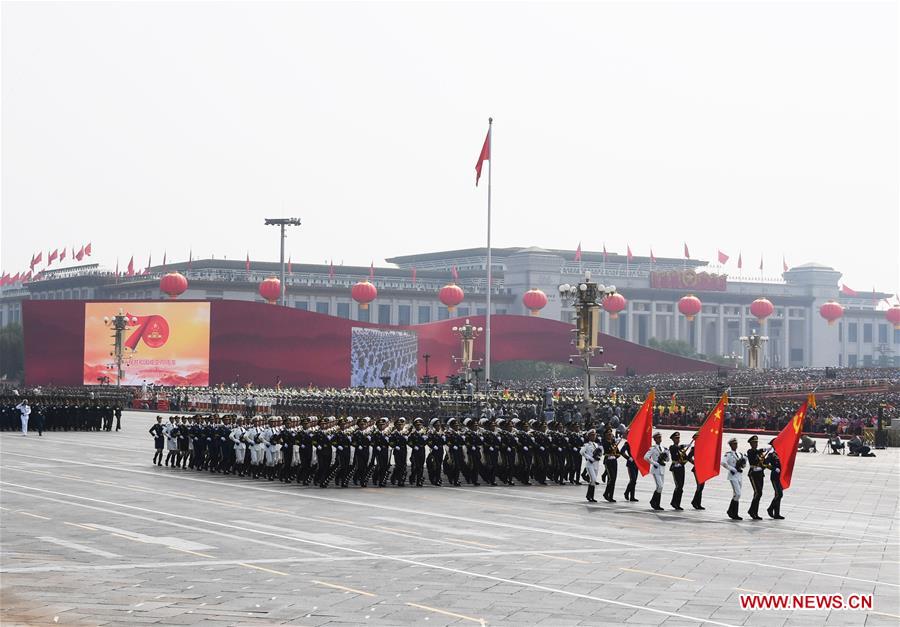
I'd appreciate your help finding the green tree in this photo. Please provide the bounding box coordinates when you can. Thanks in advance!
[0,323,24,381]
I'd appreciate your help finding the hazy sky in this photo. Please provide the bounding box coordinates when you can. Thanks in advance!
[2,1,897,294]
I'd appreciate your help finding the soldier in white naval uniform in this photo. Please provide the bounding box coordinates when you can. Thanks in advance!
[721,437,746,520]
[230,418,247,476]
[644,432,667,511]
[579,430,600,503]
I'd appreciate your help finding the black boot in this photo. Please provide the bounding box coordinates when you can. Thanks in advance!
[586,484,597,503]
[650,491,663,510]
[727,500,743,520]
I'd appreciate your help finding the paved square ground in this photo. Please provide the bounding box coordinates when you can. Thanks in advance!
[1,411,898,626]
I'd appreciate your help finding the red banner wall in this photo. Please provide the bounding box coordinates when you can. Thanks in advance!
[24,300,719,387]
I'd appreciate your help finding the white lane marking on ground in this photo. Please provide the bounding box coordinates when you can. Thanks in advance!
[86,524,215,552]
[0,483,740,627]
[38,536,120,559]
[7,453,894,589]
[230,520,372,546]
[372,515,509,540]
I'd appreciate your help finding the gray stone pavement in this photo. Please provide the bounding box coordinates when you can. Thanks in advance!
[1,411,898,626]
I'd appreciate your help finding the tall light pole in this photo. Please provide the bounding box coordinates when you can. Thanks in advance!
[264,217,301,306]
[103,309,137,386]
[558,271,618,404]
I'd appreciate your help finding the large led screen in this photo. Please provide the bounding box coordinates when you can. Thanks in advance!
[83,302,211,386]
[350,327,418,387]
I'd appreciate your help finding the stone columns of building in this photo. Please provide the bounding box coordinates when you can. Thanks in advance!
[784,264,842,367]
[718,306,725,358]
[502,248,566,321]
[783,313,791,368]
[650,304,657,343]
[626,299,635,342]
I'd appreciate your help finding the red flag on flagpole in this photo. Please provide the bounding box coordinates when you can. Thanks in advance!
[684,243,690,259]
[759,256,764,272]
[626,390,656,476]
[245,253,250,272]
[84,243,92,256]
[626,245,633,262]
[33,251,42,268]
[188,249,193,271]
[783,256,788,272]
[840,284,858,297]
[369,262,375,280]
[287,256,293,275]
[650,248,656,263]
[692,392,728,484]
[451,265,459,281]
[146,254,152,274]
[48,249,58,265]
[717,250,729,264]
[75,246,84,262]
[162,251,167,271]
[411,267,417,285]
[126,256,134,277]
[115,258,119,283]
[29,254,35,271]
[574,243,582,262]
[60,247,67,262]
[475,127,491,186]
[737,252,742,270]
[328,260,335,280]
[602,244,608,263]
[771,395,814,489]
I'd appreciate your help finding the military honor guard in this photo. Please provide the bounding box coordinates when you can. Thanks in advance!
[579,429,600,503]
[746,435,766,520]
[668,432,687,510]
[721,437,746,520]
[645,432,668,511]
[766,440,785,519]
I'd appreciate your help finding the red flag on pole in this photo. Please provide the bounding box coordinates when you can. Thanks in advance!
[840,284,858,297]
[475,127,491,186]
[33,251,42,268]
[692,392,728,484]
[771,395,814,489]
[245,253,250,272]
[11,272,20,284]
[23,270,32,283]
[626,245,633,262]
[684,243,690,259]
[602,243,608,263]
[115,258,119,282]
[48,249,58,265]
[126,256,134,276]
[145,254,152,274]
[287,256,293,275]
[328,260,335,280]
[162,251,167,271]
[75,246,84,261]
[783,256,788,272]
[29,254,35,271]
[369,262,375,280]
[574,243,582,262]
[737,252,742,269]
[60,247,67,262]
[717,250,729,264]
[451,265,459,281]
[84,243,92,256]
[188,249,193,270]
[626,390,656,476]
[759,255,764,272]
[650,248,656,263]
[411,267,417,285]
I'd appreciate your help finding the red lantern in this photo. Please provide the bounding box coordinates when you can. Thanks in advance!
[885,305,900,330]
[602,293,626,319]
[439,283,465,314]
[750,298,774,324]
[522,289,548,316]
[819,300,843,326]
[678,295,702,321]
[352,280,377,310]
[159,272,188,299]
[259,276,281,304]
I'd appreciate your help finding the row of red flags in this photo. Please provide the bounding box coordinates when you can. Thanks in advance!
[30,243,92,271]
[573,242,790,272]
[626,390,815,490]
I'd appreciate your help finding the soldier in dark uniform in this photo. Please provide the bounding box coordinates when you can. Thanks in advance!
[601,429,620,502]
[370,418,391,487]
[746,435,765,520]
[567,422,584,485]
[278,417,295,481]
[149,416,165,466]
[497,419,516,485]
[115,406,122,431]
[352,417,372,487]
[408,418,428,487]
[765,440,785,519]
[620,431,639,502]
[531,421,550,485]
[463,418,482,486]
[445,419,465,486]
[177,418,190,468]
[669,432,687,510]
[389,417,409,487]
[296,417,314,485]
[332,418,353,488]
[426,418,446,486]
[688,432,705,509]
[480,418,499,486]
[313,418,334,488]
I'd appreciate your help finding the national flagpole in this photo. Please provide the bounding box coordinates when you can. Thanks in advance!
[485,117,493,390]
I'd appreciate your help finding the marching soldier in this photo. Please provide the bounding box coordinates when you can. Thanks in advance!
[765,440,785,519]
[426,418,446,486]
[721,437,745,520]
[445,418,465,487]
[668,432,687,510]
[297,417,315,485]
[567,422,584,485]
[389,417,409,487]
[149,416,165,466]
[579,429,600,503]
[620,430,639,502]
[644,432,667,511]
[352,417,372,487]
[497,419,517,485]
[480,418,500,486]
[601,429,620,502]
[746,435,765,520]
[463,418,482,486]
[688,433,705,510]
[408,418,428,487]
[370,417,391,487]
[230,417,247,476]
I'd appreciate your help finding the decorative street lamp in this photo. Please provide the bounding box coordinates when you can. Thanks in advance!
[264,217,301,306]
[739,330,769,371]
[103,309,138,386]
[451,319,483,384]
[558,271,617,404]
